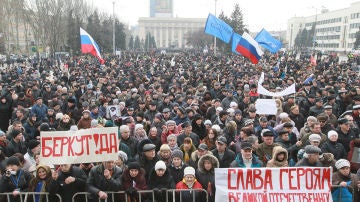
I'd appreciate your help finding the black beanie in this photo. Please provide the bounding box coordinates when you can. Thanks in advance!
[27,139,40,150]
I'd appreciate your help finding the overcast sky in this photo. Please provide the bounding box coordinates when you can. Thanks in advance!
[92,0,359,32]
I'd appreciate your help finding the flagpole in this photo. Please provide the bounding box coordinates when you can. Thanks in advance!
[214,0,217,55]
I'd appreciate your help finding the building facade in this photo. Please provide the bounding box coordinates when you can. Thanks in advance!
[138,17,206,48]
[286,1,360,52]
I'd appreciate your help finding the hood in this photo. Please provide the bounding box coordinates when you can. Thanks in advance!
[271,146,288,161]
[198,154,219,173]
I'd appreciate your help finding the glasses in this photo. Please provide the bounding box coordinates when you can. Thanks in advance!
[185,176,195,179]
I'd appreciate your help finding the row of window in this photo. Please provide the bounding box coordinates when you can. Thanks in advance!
[350,13,360,19]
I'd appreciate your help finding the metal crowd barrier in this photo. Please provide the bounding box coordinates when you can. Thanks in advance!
[72,189,209,202]
[331,185,354,202]
[0,192,62,202]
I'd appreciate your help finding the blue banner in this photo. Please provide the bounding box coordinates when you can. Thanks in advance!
[204,13,233,43]
[255,28,282,53]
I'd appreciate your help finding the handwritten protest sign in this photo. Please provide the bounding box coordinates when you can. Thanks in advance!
[40,127,118,165]
[215,167,333,202]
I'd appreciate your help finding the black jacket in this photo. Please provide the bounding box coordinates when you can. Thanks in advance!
[196,154,219,202]
[55,166,88,202]
[148,168,176,202]
[321,140,347,160]
[211,148,235,168]
[86,164,122,200]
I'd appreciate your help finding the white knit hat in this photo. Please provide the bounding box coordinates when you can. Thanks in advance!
[327,130,338,139]
[183,166,195,176]
[335,159,350,169]
[155,160,167,171]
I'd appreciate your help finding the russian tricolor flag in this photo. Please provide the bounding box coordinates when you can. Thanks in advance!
[80,27,105,64]
[232,32,263,64]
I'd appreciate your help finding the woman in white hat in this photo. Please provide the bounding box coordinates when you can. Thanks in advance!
[332,159,359,201]
[175,166,203,201]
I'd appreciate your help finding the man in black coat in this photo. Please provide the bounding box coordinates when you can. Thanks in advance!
[53,164,88,202]
[211,136,235,168]
[87,160,122,202]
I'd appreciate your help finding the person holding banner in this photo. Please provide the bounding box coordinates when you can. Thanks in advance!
[332,159,360,202]
[52,164,88,202]
[86,160,122,202]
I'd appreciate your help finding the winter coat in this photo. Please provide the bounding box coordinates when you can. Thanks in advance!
[175,179,203,202]
[86,164,122,200]
[167,163,187,184]
[55,166,88,202]
[266,146,289,167]
[179,144,196,164]
[332,171,359,202]
[188,150,213,170]
[256,143,281,165]
[191,122,207,140]
[211,148,235,168]
[0,169,33,202]
[337,129,356,153]
[196,154,219,202]
[230,154,263,168]
[30,104,48,121]
[147,168,175,202]
[321,140,347,160]
[77,117,92,129]
[137,155,159,180]
[5,139,27,157]
[295,158,324,167]
[23,118,37,140]
[121,167,148,201]
[56,119,75,131]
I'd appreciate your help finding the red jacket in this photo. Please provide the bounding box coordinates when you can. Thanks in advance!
[176,179,203,189]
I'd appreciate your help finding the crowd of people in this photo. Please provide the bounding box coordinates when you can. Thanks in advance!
[0,50,359,201]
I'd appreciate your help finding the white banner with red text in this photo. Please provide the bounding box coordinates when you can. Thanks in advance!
[215,167,333,202]
[40,127,118,165]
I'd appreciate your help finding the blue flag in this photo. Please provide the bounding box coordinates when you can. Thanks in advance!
[204,13,233,43]
[254,28,282,53]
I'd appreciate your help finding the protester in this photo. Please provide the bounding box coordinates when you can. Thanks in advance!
[87,160,122,202]
[196,154,219,202]
[28,165,58,202]
[53,164,88,202]
[148,160,175,202]
[0,156,33,202]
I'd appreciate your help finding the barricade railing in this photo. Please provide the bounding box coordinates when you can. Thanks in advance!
[72,189,209,202]
[331,185,354,202]
[0,192,62,202]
